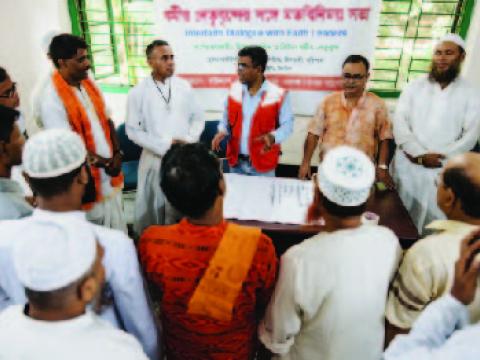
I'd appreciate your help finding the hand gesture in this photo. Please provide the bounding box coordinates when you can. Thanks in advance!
[451,229,480,305]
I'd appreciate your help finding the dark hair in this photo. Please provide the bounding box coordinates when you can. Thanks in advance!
[0,67,7,82]
[160,143,221,219]
[25,283,75,311]
[238,46,268,73]
[49,34,88,68]
[146,39,170,58]
[342,54,370,73]
[25,268,91,311]
[27,165,83,199]
[443,167,480,218]
[0,105,19,142]
[322,196,367,217]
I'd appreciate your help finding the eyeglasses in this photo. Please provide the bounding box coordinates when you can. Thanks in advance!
[342,73,366,81]
[0,83,17,98]
[150,54,175,61]
[238,63,254,71]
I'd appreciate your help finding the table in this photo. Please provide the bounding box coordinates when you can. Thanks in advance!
[231,188,419,255]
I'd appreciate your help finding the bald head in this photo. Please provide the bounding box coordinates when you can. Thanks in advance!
[441,153,480,218]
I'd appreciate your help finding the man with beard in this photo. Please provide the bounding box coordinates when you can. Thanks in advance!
[126,39,204,234]
[35,34,127,232]
[298,55,395,189]
[212,46,293,176]
[393,33,480,233]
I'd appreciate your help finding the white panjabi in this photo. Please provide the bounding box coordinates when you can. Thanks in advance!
[317,145,375,206]
[23,128,86,178]
[13,216,96,292]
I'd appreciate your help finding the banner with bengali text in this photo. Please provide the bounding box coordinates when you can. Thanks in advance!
[154,0,381,114]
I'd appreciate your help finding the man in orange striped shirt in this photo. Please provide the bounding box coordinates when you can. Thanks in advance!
[139,143,277,359]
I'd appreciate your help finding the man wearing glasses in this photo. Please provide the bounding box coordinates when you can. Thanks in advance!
[0,67,25,134]
[298,55,394,189]
[212,46,294,177]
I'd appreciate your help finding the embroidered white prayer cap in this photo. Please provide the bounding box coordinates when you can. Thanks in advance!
[436,33,466,51]
[317,146,375,206]
[13,217,97,292]
[23,129,86,178]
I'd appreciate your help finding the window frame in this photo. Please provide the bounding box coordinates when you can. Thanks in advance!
[68,0,477,98]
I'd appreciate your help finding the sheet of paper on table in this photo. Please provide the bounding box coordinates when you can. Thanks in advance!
[223,174,314,225]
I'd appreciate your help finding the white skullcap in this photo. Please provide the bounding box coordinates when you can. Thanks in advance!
[23,129,86,178]
[317,146,375,206]
[13,217,97,292]
[436,33,466,51]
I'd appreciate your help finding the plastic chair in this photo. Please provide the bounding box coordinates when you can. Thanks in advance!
[116,123,142,191]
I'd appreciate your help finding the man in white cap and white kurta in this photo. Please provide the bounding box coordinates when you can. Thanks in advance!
[393,33,480,233]
[259,146,402,360]
[0,129,160,360]
[0,216,148,359]
[35,33,127,232]
[126,39,204,235]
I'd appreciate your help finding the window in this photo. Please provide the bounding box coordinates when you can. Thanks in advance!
[371,0,475,94]
[68,0,476,96]
[69,0,156,88]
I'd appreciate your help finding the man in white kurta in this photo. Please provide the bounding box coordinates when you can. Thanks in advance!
[35,34,127,232]
[393,34,480,233]
[259,146,402,360]
[127,40,204,235]
[0,216,148,360]
[0,130,160,359]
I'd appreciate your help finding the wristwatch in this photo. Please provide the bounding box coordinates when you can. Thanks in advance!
[417,156,423,165]
[378,164,388,170]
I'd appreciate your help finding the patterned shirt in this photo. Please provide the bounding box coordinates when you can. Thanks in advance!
[139,219,277,360]
[308,91,393,161]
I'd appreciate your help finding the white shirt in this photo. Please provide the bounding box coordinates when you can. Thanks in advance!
[260,224,402,360]
[0,209,160,360]
[36,76,114,195]
[0,305,148,360]
[394,76,480,158]
[384,294,480,360]
[126,75,204,156]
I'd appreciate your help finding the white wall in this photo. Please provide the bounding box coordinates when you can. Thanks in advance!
[463,1,480,85]
[1,0,478,165]
[0,0,71,135]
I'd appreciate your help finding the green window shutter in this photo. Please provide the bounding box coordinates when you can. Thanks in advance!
[371,0,476,97]
[69,0,476,96]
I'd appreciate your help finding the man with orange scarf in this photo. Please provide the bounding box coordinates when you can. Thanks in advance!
[139,143,277,359]
[35,34,126,232]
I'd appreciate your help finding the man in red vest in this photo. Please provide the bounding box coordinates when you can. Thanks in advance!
[212,46,293,176]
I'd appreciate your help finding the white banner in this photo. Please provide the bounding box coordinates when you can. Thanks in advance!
[154,0,381,114]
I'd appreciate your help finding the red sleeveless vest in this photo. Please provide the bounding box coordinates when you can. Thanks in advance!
[226,81,285,172]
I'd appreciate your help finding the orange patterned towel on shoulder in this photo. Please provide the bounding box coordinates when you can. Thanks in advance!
[187,223,261,322]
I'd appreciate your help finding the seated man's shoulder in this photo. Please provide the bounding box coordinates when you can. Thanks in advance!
[77,315,148,359]
[91,223,132,245]
[140,223,182,242]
